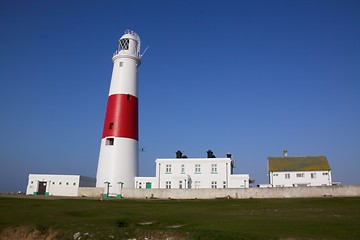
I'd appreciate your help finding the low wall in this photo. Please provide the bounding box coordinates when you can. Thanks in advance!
[78,187,103,197]
[78,185,360,199]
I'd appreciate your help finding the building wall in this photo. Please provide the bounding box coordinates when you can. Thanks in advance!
[270,170,332,187]
[228,174,250,188]
[26,174,96,196]
[158,158,230,189]
[135,158,249,189]
[134,177,156,189]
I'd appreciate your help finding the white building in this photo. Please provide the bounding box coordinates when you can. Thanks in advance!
[26,174,96,196]
[266,151,332,187]
[135,151,250,189]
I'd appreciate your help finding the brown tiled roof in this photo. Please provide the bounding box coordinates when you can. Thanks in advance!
[268,156,331,172]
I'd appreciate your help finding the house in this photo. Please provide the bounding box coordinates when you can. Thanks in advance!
[26,174,96,196]
[135,151,250,189]
[266,150,333,187]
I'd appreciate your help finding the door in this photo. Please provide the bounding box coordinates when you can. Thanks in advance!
[38,181,47,195]
[146,182,151,189]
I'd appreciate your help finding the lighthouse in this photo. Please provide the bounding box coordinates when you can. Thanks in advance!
[96,30,141,193]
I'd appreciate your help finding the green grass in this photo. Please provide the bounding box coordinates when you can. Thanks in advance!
[0,196,360,239]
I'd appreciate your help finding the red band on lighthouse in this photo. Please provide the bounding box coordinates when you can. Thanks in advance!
[102,94,138,140]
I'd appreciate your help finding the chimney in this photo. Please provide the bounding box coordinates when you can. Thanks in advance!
[283,149,288,157]
[176,150,183,159]
[207,150,215,158]
[226,152,232,159]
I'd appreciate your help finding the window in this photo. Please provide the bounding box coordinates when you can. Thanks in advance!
[166,181,171,189]
[211,164,218,173]
[109,122,114,129]
[181,164,185,174]
[119,38,129,50]
[179,181,183,189]
[30,181,33,184]
[311,173,317,179]
[296,173,304,178]
[106,138,114,145]
[73,183,76,186]
[323,172,328,176]
[165,164,172,174]
[66,182,69,185]
[119,62,123,67]
[285,173,290,179]
[273,173,278,176]
[59,182,62,185]
[52,182,55,185]
[223,181,227,188]
[195,164,201,173]
[195,181,200,189]
[211,181,217,189]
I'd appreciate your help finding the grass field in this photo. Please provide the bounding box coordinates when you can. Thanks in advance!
[0,196,359,239]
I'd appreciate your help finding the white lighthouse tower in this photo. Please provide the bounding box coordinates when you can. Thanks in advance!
[96,30,141,194]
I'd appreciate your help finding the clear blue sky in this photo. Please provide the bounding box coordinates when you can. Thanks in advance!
[1,0,359,192]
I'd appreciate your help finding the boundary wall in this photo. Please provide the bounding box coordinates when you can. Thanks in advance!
[78,187,103,197]
[80,185,360,199]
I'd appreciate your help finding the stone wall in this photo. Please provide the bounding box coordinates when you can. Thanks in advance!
[79,185,360,199]
[78,187,103,197]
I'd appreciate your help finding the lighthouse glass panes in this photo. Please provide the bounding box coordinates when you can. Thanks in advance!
[119,39,129,50]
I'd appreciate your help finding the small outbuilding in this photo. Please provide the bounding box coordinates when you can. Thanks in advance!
[26,174,96,196]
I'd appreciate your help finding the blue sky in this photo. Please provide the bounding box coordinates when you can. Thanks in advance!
[1,0,359,192]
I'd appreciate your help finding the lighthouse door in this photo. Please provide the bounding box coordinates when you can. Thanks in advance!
[38,181,47,195]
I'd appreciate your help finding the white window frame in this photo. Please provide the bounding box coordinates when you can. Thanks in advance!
[296,173,304,178]
[285,173,290,179]
[181,164,185,174]
[195,164,201,174]
[165,181,171,189]
[165,164,172,174]
[211,164,218,173]
[211,181,217,189]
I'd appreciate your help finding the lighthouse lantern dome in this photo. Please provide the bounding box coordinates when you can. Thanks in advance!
[117,30,141,58]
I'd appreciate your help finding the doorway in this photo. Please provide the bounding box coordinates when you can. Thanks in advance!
[38,181,47,195]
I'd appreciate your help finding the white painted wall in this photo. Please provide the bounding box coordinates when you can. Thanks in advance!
[96,138,138,192]
[26,174,95,196]
[269,170,332,187]
[134,177,156,189]
[76,185,360,199]
[135,158,250,189]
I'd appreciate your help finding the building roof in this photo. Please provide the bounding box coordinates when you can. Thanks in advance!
[268,156,331,172]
